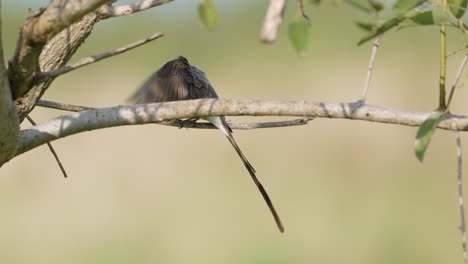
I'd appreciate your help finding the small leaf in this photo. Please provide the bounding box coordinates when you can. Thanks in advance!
[393,0,423,12]
[198,0,218,30]
[288,20,310,54]
[410,10,449,25]
[368,0,384,12]
[355,21,376,31]
[358,16,402,45]
[414,112,445,162]
[358,1,424,45]
[448,0,467,18]
[343,0,373,13]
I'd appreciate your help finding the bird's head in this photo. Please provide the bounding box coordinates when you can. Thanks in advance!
[157,56,190,77]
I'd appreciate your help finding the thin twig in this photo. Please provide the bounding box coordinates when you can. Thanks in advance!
[35,99,313,130]
[99,0,173,18]
[37,99,93,112]
[298,0,311,24]
[26,115,68,178]
[446,53,468,110]
[359,34,383,103]
[448,44,468,57]
[260,0,287,43]
[455,127,467,264]
[168,117,313,130]
[34,32,164,84]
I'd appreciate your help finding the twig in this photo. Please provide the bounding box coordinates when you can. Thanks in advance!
[446,54,468,110]
[298,0,311,24]
[25,115,68,178]
[99,0,173,18]
[168,117,313,130]
[448,44,468,57]
[35,99,313,130]
[34,32,164,84]
[455,127,467,264]
[17,99,468,157]
[359,34,383,103]
[37,99,93,112]
[260,0,287,43]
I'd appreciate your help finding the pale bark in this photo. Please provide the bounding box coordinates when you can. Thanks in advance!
[16,99,468,157]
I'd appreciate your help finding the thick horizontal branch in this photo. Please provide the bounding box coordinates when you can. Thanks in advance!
[17,99,468,157]
[36,99,312,129]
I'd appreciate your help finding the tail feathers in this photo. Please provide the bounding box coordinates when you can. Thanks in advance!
[224,133,285,233]
[206,116,284,232]
[206,116,255,173]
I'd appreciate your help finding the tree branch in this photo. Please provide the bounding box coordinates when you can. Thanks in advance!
[26,115,68,178]
[8,0,113,99]
[0,1,20,166]
[15,99,468,157]
[359,34,382,103]
[447,53,468,109]
[35,99,313,129]
[99,0,173,18]
[260,0,287,43]
[34,32,164,84]
[455,128,468,264]
[37,99,93,112]
[165,118,312,130]
[11,4,111,121]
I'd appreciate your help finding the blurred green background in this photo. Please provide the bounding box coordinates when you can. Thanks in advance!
[2,0,468,263]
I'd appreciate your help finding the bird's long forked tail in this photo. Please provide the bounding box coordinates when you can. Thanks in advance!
[206,116,285,233]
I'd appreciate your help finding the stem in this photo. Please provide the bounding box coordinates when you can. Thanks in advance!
[455,128,468,264]
[439,23,447,110]
[439,0,449,110]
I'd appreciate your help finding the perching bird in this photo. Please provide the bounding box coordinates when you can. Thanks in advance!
[129,56,284,232]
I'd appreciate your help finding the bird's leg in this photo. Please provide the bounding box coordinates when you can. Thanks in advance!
[177,117,200,128]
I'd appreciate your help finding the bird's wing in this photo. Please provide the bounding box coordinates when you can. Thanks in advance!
[128,71,190,103]
[189,65,219,99]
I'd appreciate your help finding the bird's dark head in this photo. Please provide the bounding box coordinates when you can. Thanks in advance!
[158,56,190,77]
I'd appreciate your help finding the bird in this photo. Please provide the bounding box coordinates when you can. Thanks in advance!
[129,56,284,232]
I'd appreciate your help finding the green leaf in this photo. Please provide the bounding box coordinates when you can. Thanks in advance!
[358,0,424,45]
[448,0,467,18]
[368,0,384,12]
[414,112,445,162]
[358,16,402,45]
[410,10,450,25]
[355,21,376,31]
[345,0,373,13]
[393,0,423,12]
[288,20,310,55]
[198,0,218,30]
[410,11,436,25]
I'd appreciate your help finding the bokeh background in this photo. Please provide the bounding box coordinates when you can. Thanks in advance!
[2,0,468,263]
